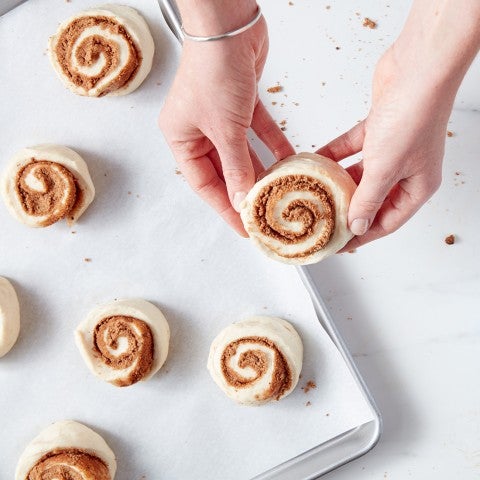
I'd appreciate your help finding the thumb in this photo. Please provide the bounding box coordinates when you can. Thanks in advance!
[214,136,256,212]
[348,170,395,236]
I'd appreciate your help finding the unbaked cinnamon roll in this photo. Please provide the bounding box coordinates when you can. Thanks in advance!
[75,299,170,387]
[0,145,95,228]
[48,5,154,97]
[0,276,20,358]
[240,152,357,265]
[15,420,116,480]
[207,316,303,405]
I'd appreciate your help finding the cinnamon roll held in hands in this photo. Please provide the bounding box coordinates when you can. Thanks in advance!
[240,152,356,264]
[0,277,20,358]
[48,5,154,97]
[15,420,116,480]
[75,299,170,387]
[208,316,303,406]
[1,144,95,228]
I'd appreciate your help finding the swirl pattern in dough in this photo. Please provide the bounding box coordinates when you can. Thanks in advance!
[1,145,95,227]
[48,5,154,97]
[15,420,116,480]
[75,299,170,387]
[0,276,20,358]
[240,152,357,265]
[207,316,303,405]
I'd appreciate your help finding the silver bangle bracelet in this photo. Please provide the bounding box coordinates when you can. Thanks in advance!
[181,5,262,42]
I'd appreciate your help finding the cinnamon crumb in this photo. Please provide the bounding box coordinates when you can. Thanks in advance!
[84,258,92,262]
[271,101,277,105]
[445,234,455,245]
[302,380,317,393]
[267,85,282,93]
[363,17,377,29]
[447,130,454,137]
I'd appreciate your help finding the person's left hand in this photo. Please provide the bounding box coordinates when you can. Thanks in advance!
[159,16,294,235]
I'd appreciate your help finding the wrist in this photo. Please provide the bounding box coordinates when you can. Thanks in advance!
[177,0,258,37]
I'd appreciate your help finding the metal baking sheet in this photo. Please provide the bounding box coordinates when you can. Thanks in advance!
[0,1,380,478]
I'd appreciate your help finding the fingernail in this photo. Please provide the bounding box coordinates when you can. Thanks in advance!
[233,192,247,212]
[350,218,369,236]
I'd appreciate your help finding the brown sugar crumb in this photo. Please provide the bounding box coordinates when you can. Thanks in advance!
[280,119,287,126]
[363,17,377,29]
[267,85,283,93]
[175,168,182,175]
[302,380,317,393]
[84,258,92,262]
[271,101,277,105]
[447,130,454,137]
[445,234,455,245]
[306,401,311,406]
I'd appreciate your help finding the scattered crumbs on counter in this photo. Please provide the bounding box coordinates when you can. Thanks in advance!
[321,81,326,86]
[447,130,454,137]
[71,231,76,234]
[267,85,282,93]
[335,46,341,50]
[288,1,294,5]
[306,401,311,407]
[355,11,360,16]
[302,380,317,393]
[445,234,455,245]
[280,119,287,126]
[175,168,182,175]
[280,102,285,107]
[84,258,92,263]
[325,413,330,416]
[295,144,300,148]
[128,191,132,195]
[347,316,353,320]
[326,5,331,9]
[271,101,277,105]
[363,17,377,29]
[293,102,299,106]
[281,127,286,131]
[348,249,357,254]
[311,144,316,148]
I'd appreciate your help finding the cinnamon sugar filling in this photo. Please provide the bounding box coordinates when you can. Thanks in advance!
[93,315,154,387]
[54,16,142,96]
[221,336,292,401]
[253,174,335,258]
[27,448,111,480]
[15,159,81,227]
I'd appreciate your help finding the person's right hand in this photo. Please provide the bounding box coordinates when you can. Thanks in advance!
[159,6,294,235]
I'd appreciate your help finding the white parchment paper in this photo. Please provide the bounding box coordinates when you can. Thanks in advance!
[0,1,374,478]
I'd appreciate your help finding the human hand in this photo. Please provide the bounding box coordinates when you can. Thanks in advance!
[159,6,294,236]
[318,0,480,250]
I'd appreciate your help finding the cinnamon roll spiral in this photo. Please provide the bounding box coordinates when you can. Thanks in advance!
[0,145,95,227]
[75,299,170,387]
[15,420,116,480]
[207,316,303,405]
[240,152,357,265]
[48,5,154,97]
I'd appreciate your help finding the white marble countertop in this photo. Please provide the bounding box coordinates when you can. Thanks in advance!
[258,0,480,478]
